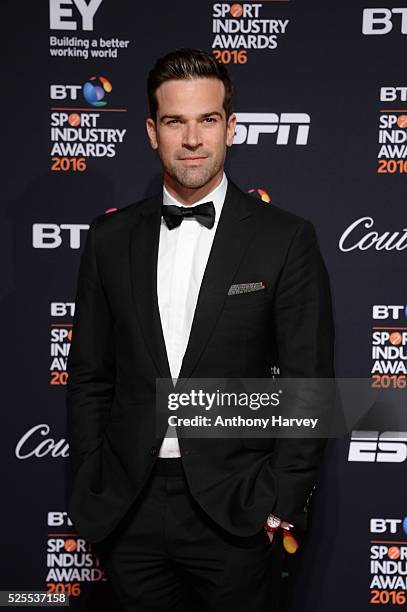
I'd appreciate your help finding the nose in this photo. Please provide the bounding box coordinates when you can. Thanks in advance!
[182,122,202,149]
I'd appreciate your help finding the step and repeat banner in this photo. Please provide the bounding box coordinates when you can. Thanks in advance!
[1,1,406,610]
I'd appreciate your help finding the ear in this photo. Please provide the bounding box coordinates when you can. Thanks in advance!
[146,118,158,150]
[226,113,237,147]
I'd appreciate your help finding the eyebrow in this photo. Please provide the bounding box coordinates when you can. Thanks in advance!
[160,111,224,123]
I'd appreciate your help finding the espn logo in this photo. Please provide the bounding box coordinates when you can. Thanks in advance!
[348,431,407,463]
[234,113,310,145]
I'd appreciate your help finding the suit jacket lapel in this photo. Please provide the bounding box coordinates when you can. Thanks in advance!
[177,180,256,383]
[129,194,172,380]
[129,180,256,385]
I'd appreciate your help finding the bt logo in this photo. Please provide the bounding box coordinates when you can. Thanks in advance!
[83,76,112,107]
[48,512,73,527]
[362,8,407,35]
[32,224,89,249]
[51,303,75,317]
[370,518,407,534]
[373,305,407,320]
[50,75,112,107]
[248,188,271,203]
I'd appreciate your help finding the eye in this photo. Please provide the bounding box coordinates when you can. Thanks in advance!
[204,117,217,123]
[166,119,180,125]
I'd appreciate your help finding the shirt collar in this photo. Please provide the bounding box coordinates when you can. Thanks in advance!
[162,172,228,226]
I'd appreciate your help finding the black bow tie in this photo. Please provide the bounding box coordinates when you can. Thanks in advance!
[162,201,215,230]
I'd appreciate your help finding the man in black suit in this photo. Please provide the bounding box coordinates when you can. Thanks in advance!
[67,48,334,611]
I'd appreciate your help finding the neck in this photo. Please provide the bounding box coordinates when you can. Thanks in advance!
[164,169,223,205]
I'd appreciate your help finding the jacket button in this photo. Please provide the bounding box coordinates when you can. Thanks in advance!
[150,447,158,456]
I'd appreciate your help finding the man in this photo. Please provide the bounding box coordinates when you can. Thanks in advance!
[67,48,335,611]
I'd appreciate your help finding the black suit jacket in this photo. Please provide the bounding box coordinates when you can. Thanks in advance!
[66,178,335,544]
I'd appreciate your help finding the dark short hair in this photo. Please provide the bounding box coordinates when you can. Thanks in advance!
[147,48,234,120]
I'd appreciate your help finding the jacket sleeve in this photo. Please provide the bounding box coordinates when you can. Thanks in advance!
[270,219,335,530]
[66,216,115,478]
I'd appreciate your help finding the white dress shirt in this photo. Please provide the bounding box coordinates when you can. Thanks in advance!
[157,172,228,457]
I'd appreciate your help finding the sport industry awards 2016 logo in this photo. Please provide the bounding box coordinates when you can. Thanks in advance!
[50,302,75,386]
[369,516,407,604]
[371,305,407,385]
[46,511,107,597]
[378,86,407,175]
[210,2,290,64]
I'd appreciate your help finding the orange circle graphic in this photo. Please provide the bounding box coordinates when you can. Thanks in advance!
[64,539,77,552]
[68,113,81,127]
[230,3,243,18]
[388,546,400,560]
[396,115,407,128]
[390,332,402,346]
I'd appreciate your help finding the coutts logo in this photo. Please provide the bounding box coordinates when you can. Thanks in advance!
[339,217,407,252]
[15,424,69,459]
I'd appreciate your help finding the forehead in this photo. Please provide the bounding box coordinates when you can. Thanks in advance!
[155,78,225,116]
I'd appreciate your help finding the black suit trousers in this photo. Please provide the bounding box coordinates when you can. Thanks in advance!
[94,457,284,612]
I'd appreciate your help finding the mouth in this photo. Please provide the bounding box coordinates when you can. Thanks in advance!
[179,156,207,164]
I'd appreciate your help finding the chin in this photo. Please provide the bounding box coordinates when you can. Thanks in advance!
[182,176,211,189]
[177,167,221,190]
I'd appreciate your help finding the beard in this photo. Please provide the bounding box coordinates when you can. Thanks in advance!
[161,153,224,190]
